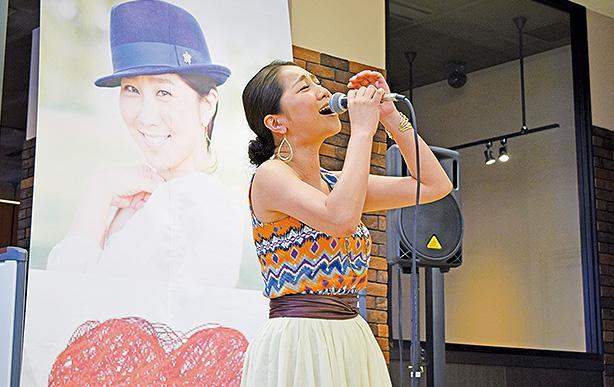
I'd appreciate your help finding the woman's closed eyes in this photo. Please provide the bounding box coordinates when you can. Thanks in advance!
[298,78,321,93]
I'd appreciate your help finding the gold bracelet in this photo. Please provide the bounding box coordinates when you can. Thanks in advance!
[398,111,413,133]
[383,112,413,140]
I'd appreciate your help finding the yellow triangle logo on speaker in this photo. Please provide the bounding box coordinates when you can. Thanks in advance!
[427,235,443,250]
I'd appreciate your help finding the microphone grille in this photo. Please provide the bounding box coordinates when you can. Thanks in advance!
[330,92,347,114]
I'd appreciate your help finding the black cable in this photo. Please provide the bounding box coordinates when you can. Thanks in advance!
[396,263,404,385]
[396,97,421,387]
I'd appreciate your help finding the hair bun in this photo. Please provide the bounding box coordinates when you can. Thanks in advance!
[248,137,275,166]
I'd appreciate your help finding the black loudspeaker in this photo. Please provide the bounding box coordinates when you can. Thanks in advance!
[386,145,463,270]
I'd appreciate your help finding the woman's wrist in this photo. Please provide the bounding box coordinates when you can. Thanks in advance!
[381,111,401,140]
[350,126,377,139]
[382,111,414,141]
[380,109,400,129]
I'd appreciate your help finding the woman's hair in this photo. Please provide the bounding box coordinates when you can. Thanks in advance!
[243,60,299,166]
[180,74,218,144]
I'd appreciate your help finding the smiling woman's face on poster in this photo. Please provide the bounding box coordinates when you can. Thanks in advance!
[22,0,291,385]
[118,73,218,177]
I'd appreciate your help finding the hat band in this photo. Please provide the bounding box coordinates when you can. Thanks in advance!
[111,42,210,72]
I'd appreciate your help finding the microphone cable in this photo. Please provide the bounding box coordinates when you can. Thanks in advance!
[328,91,422,386]
[393,97,421,387]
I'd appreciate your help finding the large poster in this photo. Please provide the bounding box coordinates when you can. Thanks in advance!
[22,0,291,385]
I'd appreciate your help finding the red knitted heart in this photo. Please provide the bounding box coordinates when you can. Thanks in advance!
[48,317,248,386]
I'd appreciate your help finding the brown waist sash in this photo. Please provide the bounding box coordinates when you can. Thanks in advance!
[269,293,359,320]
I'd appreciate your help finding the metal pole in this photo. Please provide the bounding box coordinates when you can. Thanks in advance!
[426,268,446,387]
[404,51,416,102]
[514,16,528,132]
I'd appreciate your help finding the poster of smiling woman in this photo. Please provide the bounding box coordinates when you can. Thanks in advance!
[21,0,291,385]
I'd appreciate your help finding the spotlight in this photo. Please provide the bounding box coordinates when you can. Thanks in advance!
[484,142,496,165]
[498,138,510,162]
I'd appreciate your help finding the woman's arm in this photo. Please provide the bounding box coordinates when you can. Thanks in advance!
[345,71,453,213]
[251,86,384,237]
[363,111,453,213]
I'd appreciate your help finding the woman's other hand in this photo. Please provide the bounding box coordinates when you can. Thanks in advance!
[347,70,398,124]
[346,85,386,138]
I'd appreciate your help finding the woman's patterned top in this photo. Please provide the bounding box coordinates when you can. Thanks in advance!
[249,168,371,299]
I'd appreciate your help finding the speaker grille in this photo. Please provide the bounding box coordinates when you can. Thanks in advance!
[397,193,463,267]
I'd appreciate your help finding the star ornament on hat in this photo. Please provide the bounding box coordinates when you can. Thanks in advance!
[182,51,192,65]
[95,0,231,88]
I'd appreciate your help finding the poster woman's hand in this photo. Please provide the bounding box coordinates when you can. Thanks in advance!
[68,165,165,248]
[103,165,164,209]
[106,191,151,240]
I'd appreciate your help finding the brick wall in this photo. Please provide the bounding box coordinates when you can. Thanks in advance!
[293,46,390,363]
[594,126,614,385]
[17,138,35,250]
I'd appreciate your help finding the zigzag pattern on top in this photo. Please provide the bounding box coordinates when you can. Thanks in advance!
[263,248,368,278]
[263,252,370,295]
[249,168,372,299]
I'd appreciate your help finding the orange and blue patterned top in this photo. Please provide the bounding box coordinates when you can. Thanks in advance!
[249,168,371,299]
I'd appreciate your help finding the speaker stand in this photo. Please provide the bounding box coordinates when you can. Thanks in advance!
[425,268,446,387]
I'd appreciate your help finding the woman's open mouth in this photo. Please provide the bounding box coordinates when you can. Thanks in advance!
[318,104,335,116]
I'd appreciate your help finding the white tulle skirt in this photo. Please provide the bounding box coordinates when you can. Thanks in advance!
[241,315,392,387]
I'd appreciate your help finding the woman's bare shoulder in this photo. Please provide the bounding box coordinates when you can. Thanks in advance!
[255,159,299,183]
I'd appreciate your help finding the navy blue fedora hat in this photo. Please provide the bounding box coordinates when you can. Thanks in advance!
[95,0,231,88]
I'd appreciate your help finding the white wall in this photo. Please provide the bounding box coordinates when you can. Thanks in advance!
[405,46,585,351]
[571,0,614,19]
[289,0,385,68]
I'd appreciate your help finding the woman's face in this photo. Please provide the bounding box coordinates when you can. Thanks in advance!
[119,73,217,175]
[276,66,341,141]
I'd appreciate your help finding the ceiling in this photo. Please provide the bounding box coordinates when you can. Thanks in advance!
[386,0,571,91]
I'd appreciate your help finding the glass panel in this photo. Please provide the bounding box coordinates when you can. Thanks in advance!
[387,0,584,351]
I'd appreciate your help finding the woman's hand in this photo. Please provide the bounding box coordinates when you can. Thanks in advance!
[105,192,150,239]
[68,165,165,247]
[100,165,165,210]
[347,70,398,123]
[101,165,165,239]
[347,84,386,137]
[101,165,165,209]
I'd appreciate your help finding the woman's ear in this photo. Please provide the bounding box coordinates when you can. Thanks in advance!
[199,88,219,126]
[263,114,287,135]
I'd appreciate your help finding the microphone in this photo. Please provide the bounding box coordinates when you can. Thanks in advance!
[329,91,405,114]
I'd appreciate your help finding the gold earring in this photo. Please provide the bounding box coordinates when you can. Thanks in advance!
[276,135,293,162]
[203,126,218,173]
